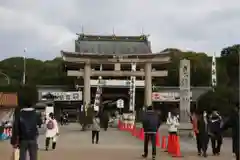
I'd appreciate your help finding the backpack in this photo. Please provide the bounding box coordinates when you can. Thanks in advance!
[47,120,54,130]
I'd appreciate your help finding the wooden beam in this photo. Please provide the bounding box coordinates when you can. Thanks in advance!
[63,56,170,64]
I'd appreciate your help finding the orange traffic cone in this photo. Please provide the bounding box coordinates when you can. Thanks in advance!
[131,125,135,136]
[167,135,173,154]
[129,124,132,132]
[134,127,138,137]
[161,136,167,149]
[156,132,160,147]
[123,123,126,131]
[118,120,121,129]
[119,121,123,130]
[138,128,144,141]
[172,135,182,157]
[128,124,131,132]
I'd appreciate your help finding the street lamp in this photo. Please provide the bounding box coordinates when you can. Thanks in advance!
[0,71,10,85]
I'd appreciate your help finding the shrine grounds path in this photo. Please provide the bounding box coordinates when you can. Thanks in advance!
[0,123,233,160]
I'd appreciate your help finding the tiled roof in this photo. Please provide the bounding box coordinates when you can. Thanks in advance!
[75,34,152,54]
[0,92,18,107]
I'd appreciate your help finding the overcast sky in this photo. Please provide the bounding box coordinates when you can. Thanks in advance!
[0,0,239,60]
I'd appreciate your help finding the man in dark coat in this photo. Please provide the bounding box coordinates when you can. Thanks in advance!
[101,110,109,131]
[209,110,223,155]
[197,111,210,157]
[221,105,239,160]
[11,104,39,160]
[141,105,161,160]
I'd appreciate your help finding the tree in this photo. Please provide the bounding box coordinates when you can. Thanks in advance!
[0,57,74,86]
[221,44,239,87]
[164,49,211,86]
[197,86,236,116]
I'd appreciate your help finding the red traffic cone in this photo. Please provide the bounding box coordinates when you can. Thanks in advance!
[118,120,121,129]
[172,135,182,157]
[167,135,173,154]
[131,125,136,136]
[119,121,123,130]
[161,136,167,149]
[134,127,138,137]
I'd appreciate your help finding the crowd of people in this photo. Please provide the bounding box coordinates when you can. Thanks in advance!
[7,99,239,160]
[191,106,239,159]
[140,105,239,160]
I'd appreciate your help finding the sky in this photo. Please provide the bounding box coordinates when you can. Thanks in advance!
[0,0,239,60]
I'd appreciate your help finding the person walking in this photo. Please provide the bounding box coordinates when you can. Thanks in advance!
[191,112,202,155]
[92,111,100,144]
[197,111,210,158]
[209,110,223,155]
[221,105,239,160]
[11,104,39,160]
[141,105,161,160]
[102,110,109,131]
[45,113,59,151]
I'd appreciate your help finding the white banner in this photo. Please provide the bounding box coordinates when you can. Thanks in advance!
[129,63,136,111]
[152,92,192,102]
[93,65,103,112]
[211,53,217,87]
[40,91,82,101]
[117,99,124,108]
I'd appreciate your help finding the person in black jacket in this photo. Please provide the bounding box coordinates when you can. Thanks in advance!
[209,110,223,155]
[221,105,239,160]
[141,105,161,160]
[11,105,39,160]
[197,111,210,158]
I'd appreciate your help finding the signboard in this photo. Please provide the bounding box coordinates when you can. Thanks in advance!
[40,91,82,101]
[152,92,192,102]
[117,99,124,108]
[90,79,144,87]
[45,105,54,119]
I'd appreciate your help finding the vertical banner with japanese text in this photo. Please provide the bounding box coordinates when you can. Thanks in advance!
[129,63,136,112]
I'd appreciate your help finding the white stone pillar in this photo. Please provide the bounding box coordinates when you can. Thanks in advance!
[84,63,91,106]
[179,59,191,123]
[144,62,152,107]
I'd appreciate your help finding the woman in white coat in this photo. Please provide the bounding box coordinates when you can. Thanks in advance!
[166,112,180,151]
[45,112,59,151]
[166,112,180,135]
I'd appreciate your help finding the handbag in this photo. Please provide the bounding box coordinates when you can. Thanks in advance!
[11,148,19,160]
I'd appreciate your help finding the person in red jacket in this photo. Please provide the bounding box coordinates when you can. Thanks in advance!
[191,112,201,156]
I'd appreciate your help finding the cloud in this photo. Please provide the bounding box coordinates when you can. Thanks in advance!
[0,0,239,60]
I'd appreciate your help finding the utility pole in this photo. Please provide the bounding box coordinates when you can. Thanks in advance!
[23,48,27,85]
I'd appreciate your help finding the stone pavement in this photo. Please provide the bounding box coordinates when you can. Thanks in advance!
[0,123,234,160]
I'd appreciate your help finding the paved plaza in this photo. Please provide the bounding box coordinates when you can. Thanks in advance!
[0,124,234,160]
